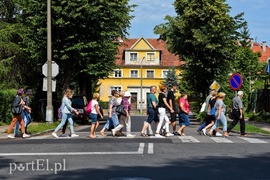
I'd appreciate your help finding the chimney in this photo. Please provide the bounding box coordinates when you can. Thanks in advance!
[262,41,267,52]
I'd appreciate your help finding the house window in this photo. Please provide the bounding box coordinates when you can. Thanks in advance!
[114,69,122,78]
[130,53,138,61]
[110,86,122,94]
[130,70,138,78]
[147,52,155,61]
[162,70,169,78]
[146,70,154,78]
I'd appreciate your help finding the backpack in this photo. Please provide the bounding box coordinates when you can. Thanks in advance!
[85,100,93,115]
[57,105,62,119]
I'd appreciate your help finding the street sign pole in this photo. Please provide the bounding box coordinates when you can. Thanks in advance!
[46,0,53,123]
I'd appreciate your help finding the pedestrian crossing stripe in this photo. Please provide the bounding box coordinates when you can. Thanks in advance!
[178,136,200,143]
[210,137,233,143]
[238,137,268,143]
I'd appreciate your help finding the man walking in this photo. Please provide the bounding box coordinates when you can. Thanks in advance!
[167,84,178,135]
[227,91,247,136]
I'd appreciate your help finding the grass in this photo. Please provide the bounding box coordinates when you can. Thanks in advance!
[27,122,59,134]
[228,123,270,135]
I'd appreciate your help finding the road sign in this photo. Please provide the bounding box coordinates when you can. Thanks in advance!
[42,78,56,92]
[42,61,59,77]
[229,73,242,90]
[210,81,221,91]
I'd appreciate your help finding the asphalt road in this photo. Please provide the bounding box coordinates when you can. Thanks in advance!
[1,115,270,180]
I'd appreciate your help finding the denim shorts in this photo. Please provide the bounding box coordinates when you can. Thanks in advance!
[90,113,98,124]
[146,108,159,124]
[179,113,190,126]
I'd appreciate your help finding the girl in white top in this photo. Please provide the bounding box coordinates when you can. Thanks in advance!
[89,93,103,138]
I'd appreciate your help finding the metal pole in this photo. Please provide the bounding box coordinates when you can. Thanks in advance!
[46,0,53,122]
[140,57,145,113]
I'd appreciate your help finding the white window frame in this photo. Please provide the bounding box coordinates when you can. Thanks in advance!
[146,70,155,78]
[130,70,138,78]
[110,86,122,95]
[162,70,169,78]
[130,52,138,61]
[146,52,155,61]
[113,69,123,78]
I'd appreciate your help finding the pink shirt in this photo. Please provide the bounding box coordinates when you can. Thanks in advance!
[179,97,190,114]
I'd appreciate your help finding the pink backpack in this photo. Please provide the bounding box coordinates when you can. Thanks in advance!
[85,100,93,115]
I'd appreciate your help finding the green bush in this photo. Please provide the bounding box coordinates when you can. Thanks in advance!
[99,100,109,109]
[0,89,18,123]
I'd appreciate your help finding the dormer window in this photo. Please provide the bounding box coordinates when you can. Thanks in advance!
[147,52,155,61]
[130,53,138,61]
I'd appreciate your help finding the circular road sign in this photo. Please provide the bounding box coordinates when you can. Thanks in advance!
[229,73,242,91]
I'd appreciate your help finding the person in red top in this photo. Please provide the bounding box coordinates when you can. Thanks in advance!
[177,93,190,136]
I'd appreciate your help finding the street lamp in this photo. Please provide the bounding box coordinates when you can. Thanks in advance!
[140,57,145,113]
[46,0,53,122]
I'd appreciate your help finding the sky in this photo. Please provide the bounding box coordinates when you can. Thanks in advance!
[128,0,270,44]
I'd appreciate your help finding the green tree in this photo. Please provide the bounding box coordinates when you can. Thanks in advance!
[154,0,246,101]
[162,68,179,89]
[0,0,26,88]
[18,0,135,99]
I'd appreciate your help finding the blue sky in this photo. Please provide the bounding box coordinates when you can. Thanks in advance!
[128,0,270,44]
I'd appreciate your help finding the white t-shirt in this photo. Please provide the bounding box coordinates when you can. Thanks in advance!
[91,100,98,114]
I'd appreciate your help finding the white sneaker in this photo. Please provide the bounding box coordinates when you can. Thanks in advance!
[216,132,223,137]
[52,132,58,138]
[71,134,79,137]
[126,134,136,138]
[166,133,174,137]
[7,134,15,139]
[155,134,164,138]
[202,129,206,136]
[22,133,30,138]
[111,129,116,137]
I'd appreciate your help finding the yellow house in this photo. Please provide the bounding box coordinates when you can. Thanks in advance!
[98,37,183,110]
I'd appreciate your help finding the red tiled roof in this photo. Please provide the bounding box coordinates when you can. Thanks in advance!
[251,42,270,62]
[116,38,184,67]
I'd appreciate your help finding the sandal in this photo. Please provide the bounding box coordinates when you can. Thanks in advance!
[140,132,147,137]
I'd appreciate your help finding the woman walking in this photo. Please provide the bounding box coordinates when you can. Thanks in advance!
[177,93,190,136]
[155,85,174,137]
[7,89,30,139]
[52,88,79,138]
[100,90,123,137]
[119,91,135,137]
[208,92,228,137]
[89,93,103,138]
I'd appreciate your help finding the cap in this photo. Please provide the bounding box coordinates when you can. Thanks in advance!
[26,89,33,95]
[124,91,131,97]
[17,88,24,95]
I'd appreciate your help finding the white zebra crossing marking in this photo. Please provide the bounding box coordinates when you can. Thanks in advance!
[178,136,200,143]
[238,137,268,143]
[210,137,233,143]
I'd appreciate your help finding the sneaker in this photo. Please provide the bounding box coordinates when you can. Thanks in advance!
[52,132,58,138]
[22,133,30,138]
[111,129,116,137]
[126,134,136,138]
[202,129,206,136]
[7,134,15,139]
[155,134,164,138]
[166,133,174,137]
[197,129,202,135]
[215,132,223,137]
[71,134,79,138]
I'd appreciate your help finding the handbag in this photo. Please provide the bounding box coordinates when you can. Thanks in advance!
[12,106,22,115]
[210,106,216,116]
[115,105,126,116]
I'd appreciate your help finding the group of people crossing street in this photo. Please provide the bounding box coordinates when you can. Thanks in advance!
[6,85,246,139]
